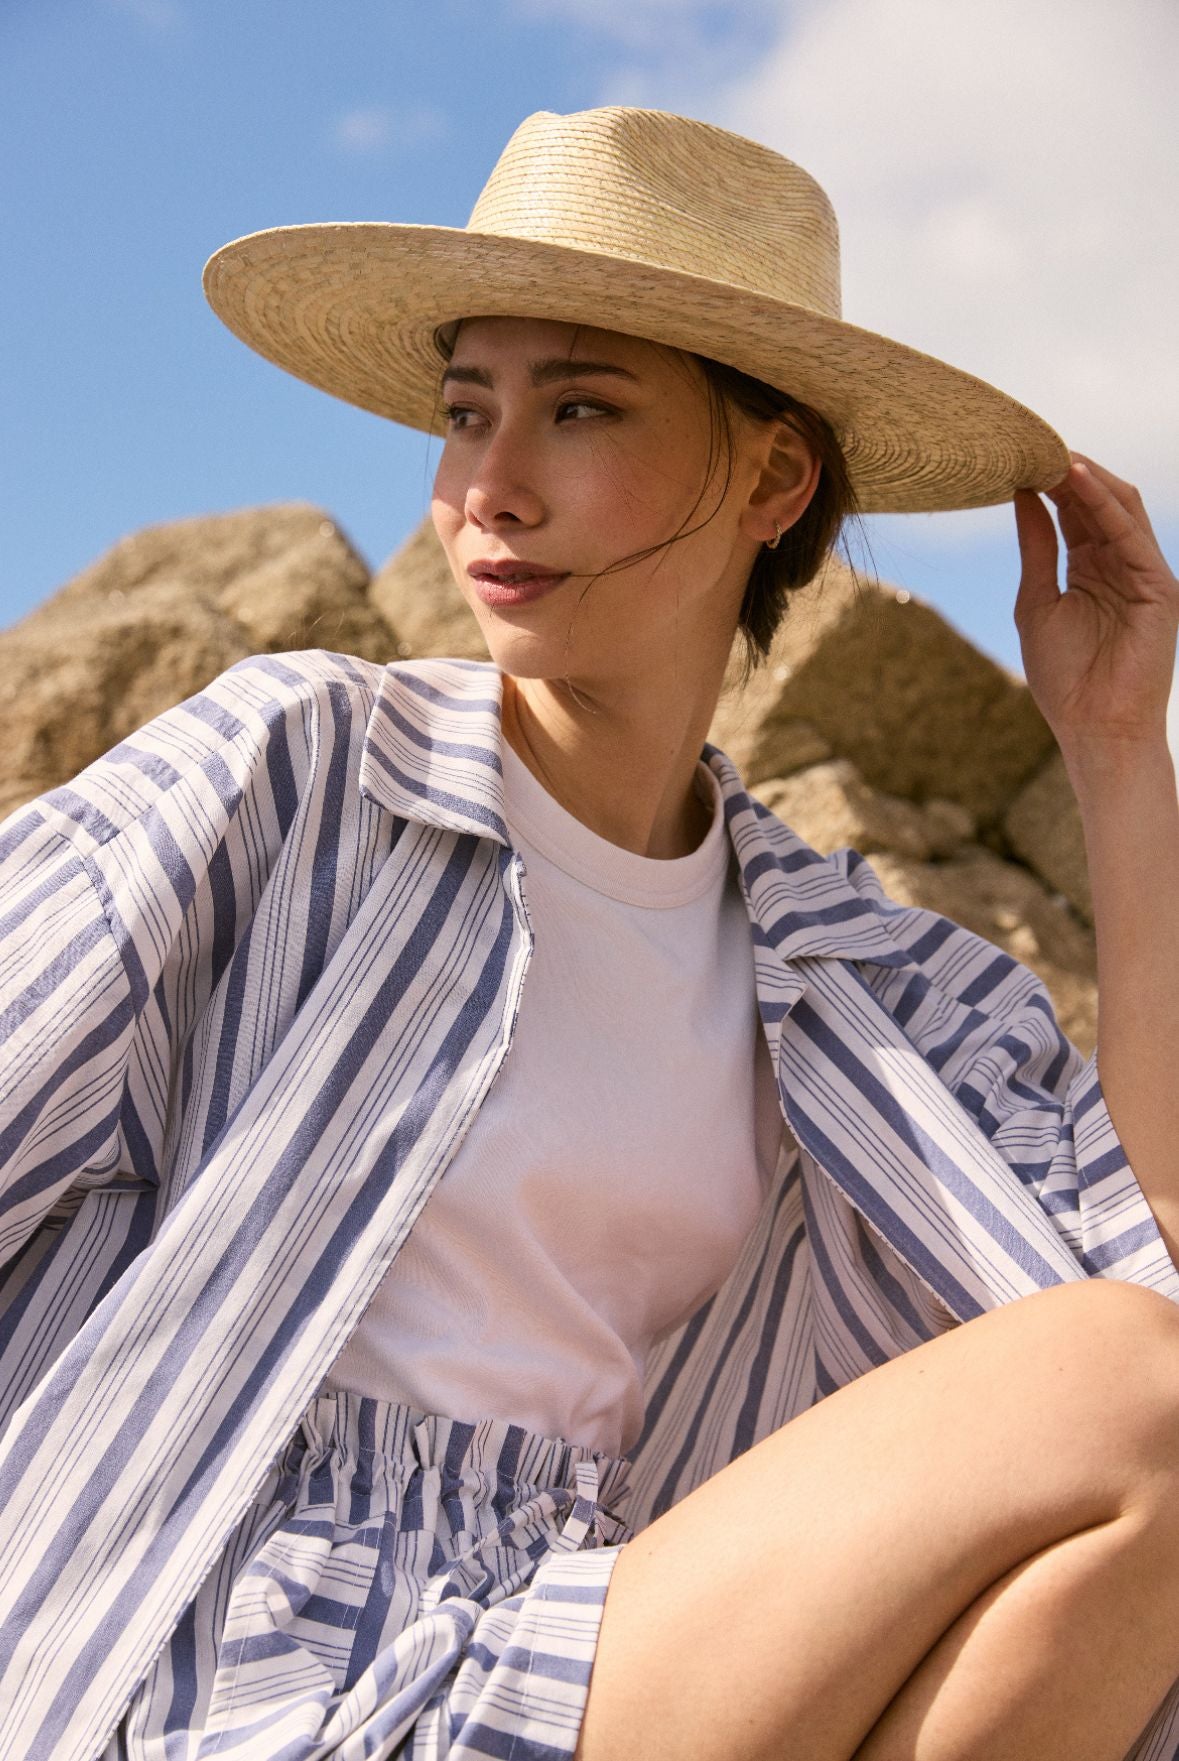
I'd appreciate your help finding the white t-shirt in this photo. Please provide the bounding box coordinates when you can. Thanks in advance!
[324,736,790,1454]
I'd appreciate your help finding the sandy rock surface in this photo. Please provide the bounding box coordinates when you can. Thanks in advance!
[752,760,976,863]
[710,556,1056,823]
[1004,748,1094,925]
[370,522,490,662]
[0,505,396,817]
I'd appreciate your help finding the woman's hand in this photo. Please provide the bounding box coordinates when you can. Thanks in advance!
[1013,463,1179,1282]
[1012,454,1179,754]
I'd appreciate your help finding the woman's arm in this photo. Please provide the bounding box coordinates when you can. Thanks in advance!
[1065,735,1179,1272]
[0,811,138,1267]
[1014,456,1179,1274]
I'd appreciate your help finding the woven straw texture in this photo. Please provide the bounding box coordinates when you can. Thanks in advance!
[202,106,1069,514]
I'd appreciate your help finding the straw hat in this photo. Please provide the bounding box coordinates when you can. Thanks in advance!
[202,105,1068,514]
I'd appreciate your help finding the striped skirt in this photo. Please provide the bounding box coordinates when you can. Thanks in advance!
[103,1392,635,1760]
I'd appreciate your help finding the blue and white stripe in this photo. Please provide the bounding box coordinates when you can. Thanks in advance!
[0,648,1176,1760]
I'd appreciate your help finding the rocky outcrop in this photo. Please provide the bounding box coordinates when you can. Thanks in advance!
[1,506,1097,1052]
[1004,748,1093,925]
[0,505,396,817]
[370,522,489,662]
[709,557,1057,823]
[751,760,976,864]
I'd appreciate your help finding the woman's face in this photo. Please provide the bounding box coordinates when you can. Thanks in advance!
[430,315,782,690]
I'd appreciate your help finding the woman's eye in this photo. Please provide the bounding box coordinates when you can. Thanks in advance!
[441,403,481,429]
[439,398,610,430]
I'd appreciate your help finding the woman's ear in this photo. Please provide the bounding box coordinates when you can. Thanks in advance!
[739,419,822,547]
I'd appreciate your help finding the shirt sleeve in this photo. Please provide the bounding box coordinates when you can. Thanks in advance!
[952,980,1179,1299]
[0,806,141,1270]
[834,843,1179,1302]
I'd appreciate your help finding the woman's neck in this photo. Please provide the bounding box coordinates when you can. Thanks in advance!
[501,667,723,860]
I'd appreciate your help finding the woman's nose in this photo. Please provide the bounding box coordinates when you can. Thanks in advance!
[463,429,546,531]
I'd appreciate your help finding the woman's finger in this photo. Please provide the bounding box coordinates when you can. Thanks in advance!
[1049,489,1099,553]
[1068,454,1159,541]
[1062,461,1143,545]
[1012,488,1060,618]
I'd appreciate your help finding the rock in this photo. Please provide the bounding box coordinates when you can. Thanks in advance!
[0,584,250,820]
[709,557,1056,826]
[0,504,398,814]
[47,503,369,619]
[864,845,1097,1055]
[1004,749,1092,924]
[731,720,833,776]
[216,544,392,659]
[31,501,395,663]
[752,759,975,861]
[369,522,490,661]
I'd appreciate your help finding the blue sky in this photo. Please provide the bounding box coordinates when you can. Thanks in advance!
[3,0,1176,699]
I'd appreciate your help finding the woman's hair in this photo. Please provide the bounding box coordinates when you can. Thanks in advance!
[433,323,865,692]
[693,355,862,689]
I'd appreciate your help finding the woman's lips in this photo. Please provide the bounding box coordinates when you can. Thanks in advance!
[469,569,570,607]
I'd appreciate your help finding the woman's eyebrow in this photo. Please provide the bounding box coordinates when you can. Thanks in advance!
[441,358,640,390]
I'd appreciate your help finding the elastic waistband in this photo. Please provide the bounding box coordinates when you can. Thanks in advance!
[293,1388,634,1517]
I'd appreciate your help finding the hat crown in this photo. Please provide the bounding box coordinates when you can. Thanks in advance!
[466,106,843,321]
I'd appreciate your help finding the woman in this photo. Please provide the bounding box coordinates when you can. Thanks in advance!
[1,105,1178,1761]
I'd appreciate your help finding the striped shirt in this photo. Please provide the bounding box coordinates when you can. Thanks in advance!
[0,648,1175,1761]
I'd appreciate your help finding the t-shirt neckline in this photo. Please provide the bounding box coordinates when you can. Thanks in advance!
[500,737,731,908]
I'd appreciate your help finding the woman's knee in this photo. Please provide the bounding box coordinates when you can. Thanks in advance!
[1003,1277,1179,1364]
[993,1279,1179,1471]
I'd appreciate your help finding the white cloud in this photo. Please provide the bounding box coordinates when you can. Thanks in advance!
[104,0,186,33]
[332,102,449,157]
[580,0,1179,530]
[335,108,395,154]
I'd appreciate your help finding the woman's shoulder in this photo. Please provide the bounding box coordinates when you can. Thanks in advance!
[23,648,393,857]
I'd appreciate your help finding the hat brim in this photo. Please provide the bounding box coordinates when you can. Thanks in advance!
[202,222,1069,516]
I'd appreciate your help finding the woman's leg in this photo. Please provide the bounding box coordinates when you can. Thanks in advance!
[572,1278,1179,1761]
[853,1500,1179,1759]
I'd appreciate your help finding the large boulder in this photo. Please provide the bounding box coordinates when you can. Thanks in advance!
[0,586,250,822]
[1003,749,1093,925]
[753,760,975,862]
[0,505,397,817]
[369,522,489,661]
[709,556,1057,827]
[39,502,395,660]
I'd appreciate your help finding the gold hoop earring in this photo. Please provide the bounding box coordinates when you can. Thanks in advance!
[766,521,783,550]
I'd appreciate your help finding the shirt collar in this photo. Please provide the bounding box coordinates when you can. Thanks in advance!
[359,657,906,967]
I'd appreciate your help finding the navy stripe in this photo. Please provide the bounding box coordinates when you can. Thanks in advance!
[180,695,246,743]
[101,743,184,792]
[38,787,122,845]
[373,689,504,770]
[364,741,508,838]
[295,686,351,1010]
[0,813,47,867]
[791,994,1070,1295]
[732,1206,805,1452]
[800,1176,894,1368]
